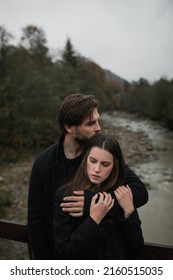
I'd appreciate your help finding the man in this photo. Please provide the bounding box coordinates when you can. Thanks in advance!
[28,93,148,259]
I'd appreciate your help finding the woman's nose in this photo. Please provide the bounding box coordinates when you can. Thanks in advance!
[94,164,100,172]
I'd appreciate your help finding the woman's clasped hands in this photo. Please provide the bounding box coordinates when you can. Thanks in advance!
[90,185,135,224]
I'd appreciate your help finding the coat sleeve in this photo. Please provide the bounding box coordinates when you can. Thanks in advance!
[118,210,144,259]
[28,159,53,260]
[54,191,105,259]
[124,165,148,207]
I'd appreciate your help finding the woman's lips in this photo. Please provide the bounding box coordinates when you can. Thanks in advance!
[91,174,101,179]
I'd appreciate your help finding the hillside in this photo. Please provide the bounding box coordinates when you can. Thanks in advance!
[104,69,128,85]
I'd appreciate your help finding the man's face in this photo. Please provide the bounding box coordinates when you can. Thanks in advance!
[73,108,101,144]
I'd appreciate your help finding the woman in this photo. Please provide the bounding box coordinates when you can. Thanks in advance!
[54,133,144,259]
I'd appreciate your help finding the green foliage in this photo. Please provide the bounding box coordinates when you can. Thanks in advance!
[62,38,78,67]
[0,25,111,156]
[20,25,48,61]
[0,24,173,162]
[118,77,173,128]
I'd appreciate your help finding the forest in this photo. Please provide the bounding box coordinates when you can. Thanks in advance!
[0,24,173,161]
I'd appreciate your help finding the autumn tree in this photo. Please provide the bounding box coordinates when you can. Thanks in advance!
[20,25,48,63]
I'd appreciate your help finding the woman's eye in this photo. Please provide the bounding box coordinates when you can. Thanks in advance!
[103,163,110,167]
[90,157,96,163]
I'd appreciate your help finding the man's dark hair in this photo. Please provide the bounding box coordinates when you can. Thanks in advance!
[58,93,99,134]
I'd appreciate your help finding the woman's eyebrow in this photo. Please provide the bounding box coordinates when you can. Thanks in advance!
[89,156,112,164]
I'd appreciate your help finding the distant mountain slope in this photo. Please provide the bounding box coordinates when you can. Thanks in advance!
[104,69,128,85]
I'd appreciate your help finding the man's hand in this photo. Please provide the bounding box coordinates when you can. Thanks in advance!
[60,190,84,217]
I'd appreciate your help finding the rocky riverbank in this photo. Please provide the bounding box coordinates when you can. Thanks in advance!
[102,111,173,246]
[0,111,156,259]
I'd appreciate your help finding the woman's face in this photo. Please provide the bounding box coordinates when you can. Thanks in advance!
[87,147,114,185]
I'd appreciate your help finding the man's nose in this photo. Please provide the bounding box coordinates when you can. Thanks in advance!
[95,121,101,132]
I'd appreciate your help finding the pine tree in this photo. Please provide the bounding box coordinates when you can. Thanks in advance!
[62,38,78,67]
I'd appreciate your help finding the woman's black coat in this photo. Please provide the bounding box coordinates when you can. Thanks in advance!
[54,188,144,260]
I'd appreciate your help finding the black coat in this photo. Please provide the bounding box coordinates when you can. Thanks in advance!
[54,187,144,259]
[28,135,148,259]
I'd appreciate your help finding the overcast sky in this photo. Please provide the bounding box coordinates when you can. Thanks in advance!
[1,0,173,82]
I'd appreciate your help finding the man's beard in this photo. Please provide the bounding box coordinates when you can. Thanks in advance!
[74,136,90,146]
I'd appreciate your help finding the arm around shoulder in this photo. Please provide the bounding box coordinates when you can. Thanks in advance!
[124,165,148,208]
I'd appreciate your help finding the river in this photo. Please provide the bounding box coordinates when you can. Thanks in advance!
[101,111,173,246]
